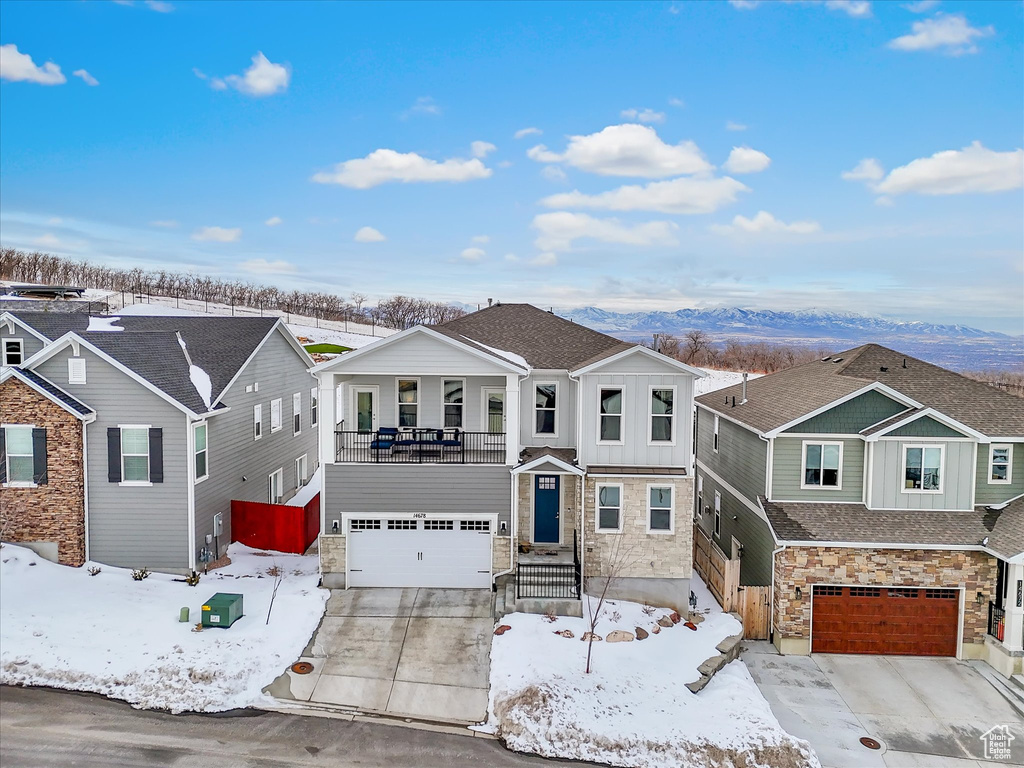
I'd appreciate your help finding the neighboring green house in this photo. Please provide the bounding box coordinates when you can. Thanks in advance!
[694,344,1023,678]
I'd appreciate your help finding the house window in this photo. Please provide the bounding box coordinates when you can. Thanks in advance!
[68,357,86,384]
[802,441,842,489]
[293,392,302,435]
[714,491,721,537]
[599,388,622,442]
[989,444,1012,484]
[253,404,262,440]
[2,339,24,366]
[713,414,720,453]
[903,444,943,492]
[696,475,704,521]
[121,427,150,483]
[461,519,491,532]
[424,519,454,530]
[270,398,283,432]
[3,425,35,484]
[650,387,675,443]
[535,383,557,435]
[648,486,673,533]
[398,379,419,427]
[596,484,622,532]
[444,379,464,428]
[295,454,307,486]
[310,386,318,427]
[193,423,208,481]
[269,468,283,504]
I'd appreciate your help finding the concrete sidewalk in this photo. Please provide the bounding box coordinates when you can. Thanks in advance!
[266,588,492,725]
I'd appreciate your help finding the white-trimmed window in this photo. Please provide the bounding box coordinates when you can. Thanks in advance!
[902,444,944,493]
[802,441,843,489]
[270,398,283,432]
[647,485,673,533]
[989,444,1012,484]
[3,425,35,484]
[310,386,318,427]
[714,490,721,537]
[2,339,24,366]
[713,414,720,453]
[253,404,263,440]
[650,387,675,443]
[67,357,86,384]
[598,388,623,443]
[535,382,557,435]
[293,392,302,435]
[269,468,283,504]
[443,379,464,428]
[595,483,623,532]
[398,379,419,427]
[193,422,208,482]
[696,475,704,520]
[121,427,150,484]
[295,454,308,486]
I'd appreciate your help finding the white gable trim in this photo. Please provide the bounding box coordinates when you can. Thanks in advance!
[0,312,52,344]
[213,319,315,407]
[863,407,985,442]
[513,454,585,476]
[571,344,707,377]
[0,367,96,421]
[763,382,922,438]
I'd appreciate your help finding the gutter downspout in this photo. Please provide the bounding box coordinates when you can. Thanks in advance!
[494,372,529,581]
[81,416,94,563]
[769,543,786,648]
[568,370,585,595]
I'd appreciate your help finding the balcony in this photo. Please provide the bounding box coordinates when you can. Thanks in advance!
[335,428,506,464]
[989,601,1006,642]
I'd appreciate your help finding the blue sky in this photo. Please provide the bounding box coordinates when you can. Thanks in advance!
[1,0,1022,332]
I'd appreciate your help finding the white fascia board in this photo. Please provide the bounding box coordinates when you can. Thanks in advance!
[213,319,314,407]
[0,312,53,344]
[571,344,707,377]
[763,382,923,438]
[0,367,94,421]
[695,401,764,436]
[513,454,585,476]
[773,538,1018,562]
[863,407,986,443]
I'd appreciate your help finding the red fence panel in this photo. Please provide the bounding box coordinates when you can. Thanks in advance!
[231,494,320,554]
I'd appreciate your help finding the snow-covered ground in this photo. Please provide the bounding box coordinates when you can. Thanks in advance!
[0,542,328,713]
[484,573,817,768]
[695,368,763,397]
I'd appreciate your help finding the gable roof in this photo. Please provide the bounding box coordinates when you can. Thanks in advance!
[696,344,1024,438]
[0,366,95,419]
[434,303,632,370]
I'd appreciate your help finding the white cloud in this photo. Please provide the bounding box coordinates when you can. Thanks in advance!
[34,233,61,247]
[728,0,760,8]
[725,120,748,132]
[504,253,519,262]
[47,217,62,224]
[874,195,895,207]
[192,68,227,90]
[710,210,821,236]
[874,142,1023,196]
[531,252,558,267]
[668,97,685,108]
[824,0,871,18]
[841,157,885,182]
[902,0,939,11]
[191,226,241,242]
[312,149,492,189]
[471,141,497,159]
[532,212,678,252]
[542,165,567,182]
[402,96,441,118]
[264,216,283,227]
[239,258,296,275]
[527,124,712,178]
[723,146,771,174]
[620,108,666,124]
[471,235,490,244]
[72,69,99,86]
[0,44,66,85]
[888,14,993,56]
[541,176,748,215]
[514,127,542,139]
[219,52,290,96]
[460,247,486,262]
[149,220,179,228]
[145,0,174,11]
[354,226,386,242]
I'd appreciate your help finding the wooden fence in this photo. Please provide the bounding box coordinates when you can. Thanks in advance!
[693,523,770,639]
[231,494,320,554]
[737,586,770,640]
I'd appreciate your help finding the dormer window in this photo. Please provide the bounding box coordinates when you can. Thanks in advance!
[989,444,1012,484]
[2,339,24,366]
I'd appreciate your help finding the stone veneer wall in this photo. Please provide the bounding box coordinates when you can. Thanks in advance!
[773,546,998,646]
[493,534,512,574]
[0,378,87,566]
[582,476,694,580]
[516,473,580,548]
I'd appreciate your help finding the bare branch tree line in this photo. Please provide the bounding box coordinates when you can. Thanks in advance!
[649,329,834,374]
[0,248,465,330]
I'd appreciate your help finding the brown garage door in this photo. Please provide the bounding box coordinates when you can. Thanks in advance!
[812,586,959,656]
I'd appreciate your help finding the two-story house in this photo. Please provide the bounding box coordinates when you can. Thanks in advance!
[694,344,1023,677]
[313,303,705,613]
[0,311,318,573]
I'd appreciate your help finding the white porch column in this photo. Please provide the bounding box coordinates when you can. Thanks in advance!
[504,373,521,466]
[1004,561,1024,653]
[318,373,337,467]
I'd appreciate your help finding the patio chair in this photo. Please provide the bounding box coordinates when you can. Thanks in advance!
[369,427,398,452]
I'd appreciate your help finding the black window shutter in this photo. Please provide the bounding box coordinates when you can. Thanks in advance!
[107,427,121,483]
[32,428,47,485]
[149,427,163,483]
[0,428,6,485]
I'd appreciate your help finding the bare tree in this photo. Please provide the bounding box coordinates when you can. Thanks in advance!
[583,536,637,674]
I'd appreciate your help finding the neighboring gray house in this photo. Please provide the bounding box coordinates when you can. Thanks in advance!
[694,343,1023,678]
[314,303,705,613]
[0,311,318,573]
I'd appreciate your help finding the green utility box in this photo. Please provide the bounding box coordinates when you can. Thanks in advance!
[201,593,243,628]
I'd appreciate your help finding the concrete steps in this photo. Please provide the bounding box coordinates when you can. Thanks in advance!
[492,575,515,622]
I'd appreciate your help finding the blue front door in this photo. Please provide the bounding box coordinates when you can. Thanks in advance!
[534,475,560,543]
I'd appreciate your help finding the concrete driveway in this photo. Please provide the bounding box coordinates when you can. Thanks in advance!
[266,588,492,725]
[743,642,1024,768]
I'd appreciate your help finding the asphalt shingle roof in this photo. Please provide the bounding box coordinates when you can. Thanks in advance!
[4,367,94,418]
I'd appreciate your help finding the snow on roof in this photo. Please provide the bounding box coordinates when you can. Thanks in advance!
[468,338,530,369]
[176,334,213,409]
[86,316,124,332]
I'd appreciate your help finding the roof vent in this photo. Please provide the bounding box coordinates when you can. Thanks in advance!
[487,298,493,307]
[902,358,907,368]
[880,366,888,372]
[832,357,843,363]
[821,356,832,362]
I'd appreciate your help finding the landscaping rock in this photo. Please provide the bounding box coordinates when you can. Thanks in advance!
[657,616,674,628]
[635,627,649,640]
[687,611,705,625]
[669,611,682,624]
[697,654,727,677]
[715,634,743,658]
[554,629,574,638]
[684,621,698,631]
[606,630,634,643]
[651,624,661,634]
[494,624,512,636]
[581,632,602,642]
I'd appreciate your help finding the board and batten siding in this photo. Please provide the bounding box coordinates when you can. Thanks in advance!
[695,405,767,503]
[771,437,864,503]
[34,346,190,571]
[519,372,576,449]
[694,470,775,586]
[338,375,506,432]
[336,331,519,376]
[975,442,1024,506]
[577,372,694,468]
[193,329,318,558]
[869,439,975,510]
[783,390,906,434]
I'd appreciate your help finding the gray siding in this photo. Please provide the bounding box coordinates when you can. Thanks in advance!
[695,470,775,586]
[339,375,506,432]
[783,390,906,434]
[323,464,512,531]
[336,331,518,376]
[34,346,189,570]
[2,332,46,363]
[975,442,1024,506]
[869,439,975,510]
[771,436,865,502]
[194,330,319,557]
[519,372,576,449]
[695,406,767,503]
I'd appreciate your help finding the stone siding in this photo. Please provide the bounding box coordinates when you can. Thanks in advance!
[493,534,512,574]
[320,534,346,573]
[0,378,87,566]
[774,546,998,646]
[516,472,580,548]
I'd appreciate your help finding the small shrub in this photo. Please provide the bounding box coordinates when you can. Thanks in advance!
[609,610,621,623]
[184,570,201,586]
[131,567,150,581]
[88,566,101,577]
[641,603,656,616]
[266,565,282,578]
[542,609,557,623]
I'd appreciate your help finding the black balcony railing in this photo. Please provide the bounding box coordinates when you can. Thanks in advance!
[989,601,1006,642]
[516,530,583,601]
[335,429,506,464]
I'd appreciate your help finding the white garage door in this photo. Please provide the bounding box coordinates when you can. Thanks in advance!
[346,517,493,589]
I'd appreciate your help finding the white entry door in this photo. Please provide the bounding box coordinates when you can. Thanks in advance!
[347,518,492,588]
